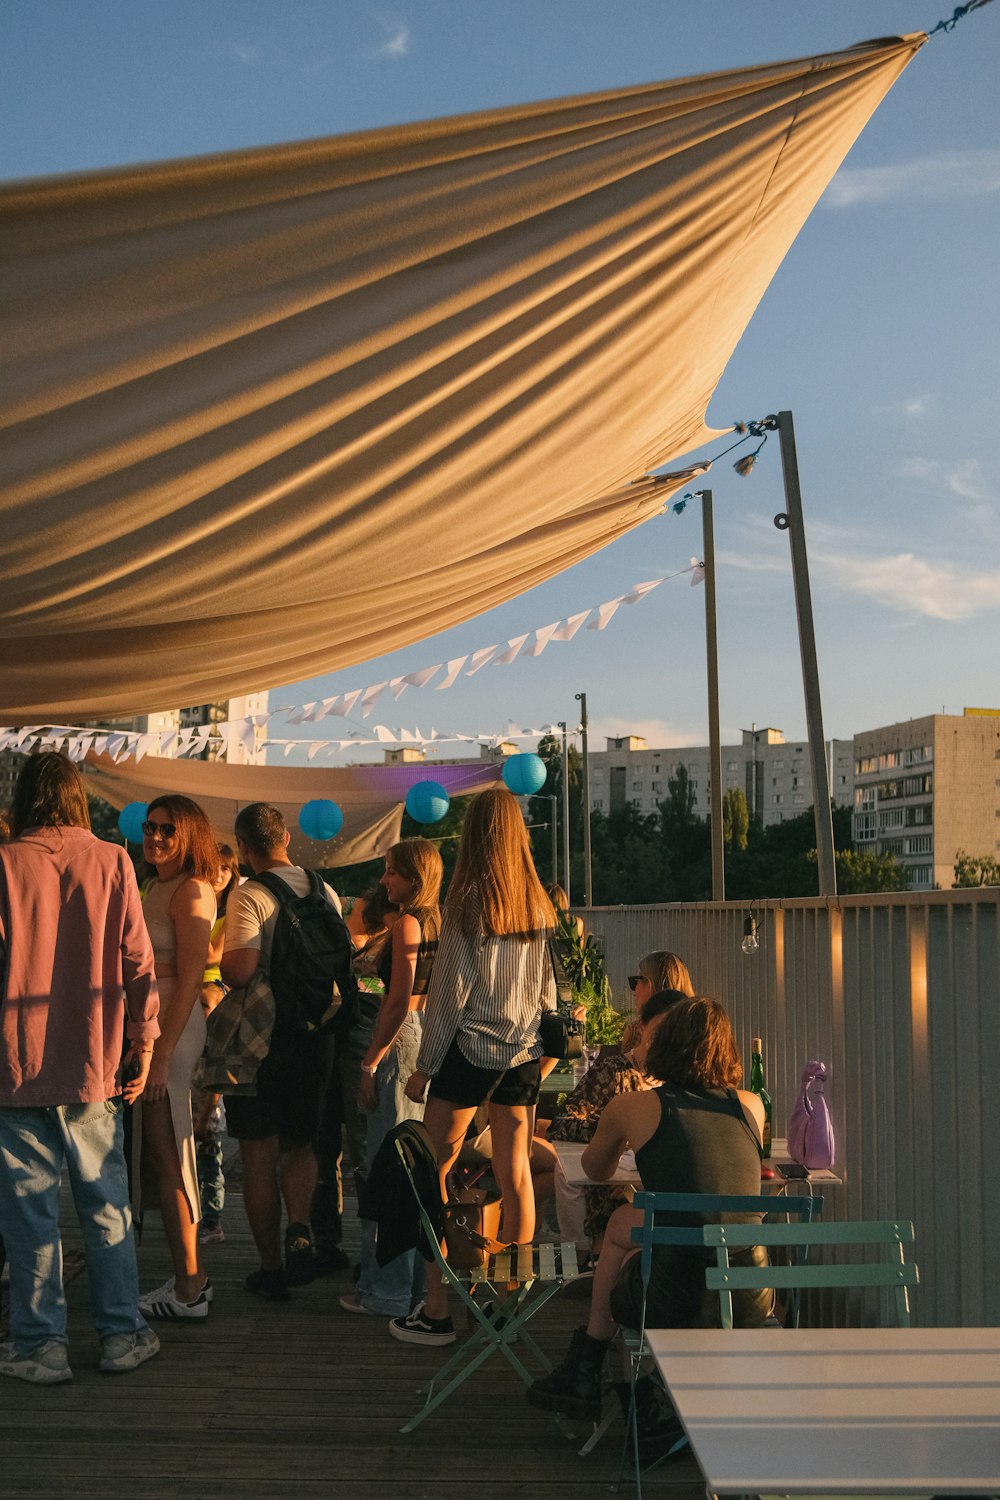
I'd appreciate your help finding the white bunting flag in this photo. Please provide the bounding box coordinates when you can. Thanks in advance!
[361,683,388,718]
[550,611,590,642]
[493,634,529,665]
[690,558,706,587]
[525,622,560,657]
[403,666,440,690]
[326,689,364,719]
[437,656,468,690]
[588,597,625,630]
[466,646,499,676]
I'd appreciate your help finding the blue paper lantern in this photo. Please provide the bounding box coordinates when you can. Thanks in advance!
[298,799,344,841]
[405,780,450,824]
[118,801,148,844]
[502,753,547,796]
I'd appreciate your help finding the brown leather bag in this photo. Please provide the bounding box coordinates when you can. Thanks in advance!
[442,1185,504,1269]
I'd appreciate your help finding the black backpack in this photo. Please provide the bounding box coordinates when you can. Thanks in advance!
[251,869,359,1036]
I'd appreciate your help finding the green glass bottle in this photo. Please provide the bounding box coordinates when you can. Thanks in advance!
[749,1036,772,1159]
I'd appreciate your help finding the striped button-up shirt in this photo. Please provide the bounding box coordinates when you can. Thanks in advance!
[417,896,556,1077]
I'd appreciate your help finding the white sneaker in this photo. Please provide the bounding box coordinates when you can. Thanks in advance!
[140,1275,213,1306]
[139,1281,211,1320]
[0,1339,73,1384]
[99,1328,161,1373]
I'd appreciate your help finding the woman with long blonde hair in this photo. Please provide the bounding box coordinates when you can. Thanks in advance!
[391,786,556,1347]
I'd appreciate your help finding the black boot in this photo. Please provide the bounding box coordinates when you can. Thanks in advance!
[526,1326,610,1420]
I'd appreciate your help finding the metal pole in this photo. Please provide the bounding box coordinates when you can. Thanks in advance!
[549,794,559,887]
[776,410,837,897]
[558,720,571,905]
[701,490,725,901]
[575,692,593,908]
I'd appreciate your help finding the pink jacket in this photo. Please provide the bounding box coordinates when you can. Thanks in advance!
[0,825,160,1105]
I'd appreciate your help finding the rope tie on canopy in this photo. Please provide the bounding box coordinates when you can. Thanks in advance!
[645,416,779,510]
[928,0,995,37]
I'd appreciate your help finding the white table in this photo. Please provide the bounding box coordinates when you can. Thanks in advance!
[551,1138,839,1192]
[643,1326,1000,1497]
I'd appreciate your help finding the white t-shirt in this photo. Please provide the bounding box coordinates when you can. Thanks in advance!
[225,866,342,972]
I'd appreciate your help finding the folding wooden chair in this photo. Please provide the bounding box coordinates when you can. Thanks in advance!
[704,1217,918,1329]
[612,1190,825,1496]
[394,1131,586,1433]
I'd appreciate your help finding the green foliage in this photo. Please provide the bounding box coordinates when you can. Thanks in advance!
[527,732,582,885]
[829,847,910,894]
[723,786,749,850]
[87,792,124,844]
[953,849,1000,888]
[577,977,629,1046]
[553,913,608,991]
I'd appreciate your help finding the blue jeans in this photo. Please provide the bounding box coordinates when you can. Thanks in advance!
[356,1012,426,1315]
[0,1101,148,1353]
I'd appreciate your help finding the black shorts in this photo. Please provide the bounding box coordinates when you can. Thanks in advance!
[610,1243,773,1331]
[428,1035,541,1109]
[225,1029,338,1146]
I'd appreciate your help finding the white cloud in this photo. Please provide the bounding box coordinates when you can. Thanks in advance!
[874,394,936,418]
[894,456,993,503]
[230,43,260,65]
[590,716,704,748]
[372,17,410,58]
[812,547,1000,622]
[823,147,1000,208]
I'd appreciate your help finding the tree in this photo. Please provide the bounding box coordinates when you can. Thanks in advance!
[722,787,749,850]
[527,732,583,886]
[832,848,910,894]
[953,849,1000,888]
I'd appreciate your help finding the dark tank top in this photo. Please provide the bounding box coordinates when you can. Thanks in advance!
[635,1085,764,1237]
[376,907,438,997]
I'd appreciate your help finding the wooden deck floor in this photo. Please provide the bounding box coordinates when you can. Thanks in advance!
[1,1179,707,1500]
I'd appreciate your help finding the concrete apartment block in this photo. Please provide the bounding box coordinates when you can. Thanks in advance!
[590,728,855,828]
[853,709,1000,890]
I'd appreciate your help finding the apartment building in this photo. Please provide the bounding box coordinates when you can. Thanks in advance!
[0,693,270,809]
[589,728,855,828]
[852,709,1000,889]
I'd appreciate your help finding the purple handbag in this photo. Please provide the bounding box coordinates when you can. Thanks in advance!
[787,1060,835,1171]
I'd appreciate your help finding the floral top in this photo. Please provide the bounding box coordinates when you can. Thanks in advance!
[548,1051,646,1238]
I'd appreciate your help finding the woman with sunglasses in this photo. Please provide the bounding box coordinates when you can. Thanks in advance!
[543,952,694,1246]
[135,796,217,1320]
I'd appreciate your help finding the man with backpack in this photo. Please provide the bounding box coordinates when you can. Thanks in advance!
[221,803,355,1301]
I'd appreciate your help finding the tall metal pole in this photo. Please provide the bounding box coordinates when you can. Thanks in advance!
[549,794,558,887]
[575,692,593,908]
[700,490,725,901]
[776,410,837,897]
[558,720,571,904]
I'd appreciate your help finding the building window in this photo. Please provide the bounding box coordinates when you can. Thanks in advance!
[855,814,876,840]
[727,760,739,771]
[906,835,932,854]
[651,781,662,793]
[856,755,877,775]
[879,809,905,829]
[593,797,604,810]
[773,794,783,806]
[632,780,643,792]
[910,866,933,888]
[772,759,785,770]
[793,793,805,805]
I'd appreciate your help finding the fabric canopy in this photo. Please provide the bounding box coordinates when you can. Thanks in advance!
[84,753,502,867]
[0,33,924,723]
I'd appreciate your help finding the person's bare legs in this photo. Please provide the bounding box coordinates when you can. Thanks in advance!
[278,1142,318,1228]
[141,1097,205,1300]
[529,1133,559,1215]
[238,1136,283,1270]
[420,1095,477,1320]
[585,1201,643,1340]
[488,1103,535,1246]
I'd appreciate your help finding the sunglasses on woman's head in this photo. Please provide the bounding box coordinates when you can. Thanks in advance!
[141,820,176,839]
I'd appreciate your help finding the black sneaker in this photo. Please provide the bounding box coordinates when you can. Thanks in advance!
[388,1300,456,1347]
[245,1267,291,1302]
[313,1244,350,1277]
[284,1222,316,1287]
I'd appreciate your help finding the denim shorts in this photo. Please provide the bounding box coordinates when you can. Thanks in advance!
[427,1036,541,1109]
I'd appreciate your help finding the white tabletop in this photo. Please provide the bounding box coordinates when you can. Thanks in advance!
[551,1137,834,1192]
[643,1326,1000,1496]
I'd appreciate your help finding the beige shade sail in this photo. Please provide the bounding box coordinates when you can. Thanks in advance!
[83,752,502,867]
[0,33,924,724]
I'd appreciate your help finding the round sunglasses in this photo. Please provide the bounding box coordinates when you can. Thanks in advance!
[141,820,177,839]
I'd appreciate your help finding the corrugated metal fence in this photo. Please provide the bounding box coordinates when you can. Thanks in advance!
[574,890,999,1328]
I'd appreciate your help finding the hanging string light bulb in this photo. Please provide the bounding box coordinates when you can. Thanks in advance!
[742,908,759,956]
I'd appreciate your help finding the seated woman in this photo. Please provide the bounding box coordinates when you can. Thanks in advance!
[540,950,694,1247]
[527,995,771,1420]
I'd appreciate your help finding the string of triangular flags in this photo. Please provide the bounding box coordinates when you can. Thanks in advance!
[0,563,703,765]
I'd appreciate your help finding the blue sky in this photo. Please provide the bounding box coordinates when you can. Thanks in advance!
[4,1,999,761]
